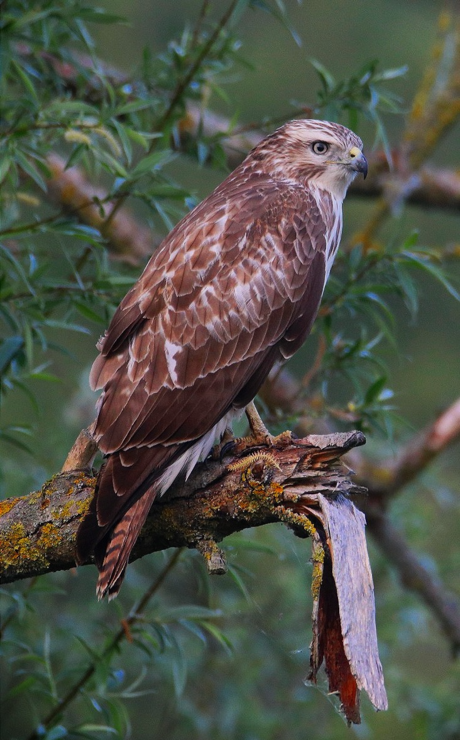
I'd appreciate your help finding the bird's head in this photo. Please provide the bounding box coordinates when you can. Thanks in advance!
[252,119,367,200]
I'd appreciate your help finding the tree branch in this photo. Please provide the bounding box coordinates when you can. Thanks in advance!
[0,432,365,585]
[353,396,460,501]
[3,430,392,720]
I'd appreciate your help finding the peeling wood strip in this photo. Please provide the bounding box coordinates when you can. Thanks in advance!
[318,493,388,712]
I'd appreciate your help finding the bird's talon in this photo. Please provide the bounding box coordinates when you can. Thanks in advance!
[212,426,235,460]
[219,439,236,460]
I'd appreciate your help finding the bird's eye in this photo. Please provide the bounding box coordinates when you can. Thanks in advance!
[311,141,329,155]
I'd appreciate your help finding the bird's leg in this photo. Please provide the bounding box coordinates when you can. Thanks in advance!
[232,401,293,455]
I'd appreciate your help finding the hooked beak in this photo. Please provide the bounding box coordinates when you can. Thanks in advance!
[349,146,368,179]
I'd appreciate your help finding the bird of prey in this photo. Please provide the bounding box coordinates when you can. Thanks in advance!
[76,119,368,598]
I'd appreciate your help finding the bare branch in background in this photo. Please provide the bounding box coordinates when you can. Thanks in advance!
[377,396,460,498]
[46,154,155,264]
[355,5,460,246]
[366,513,460,654]
[10,42,460,273]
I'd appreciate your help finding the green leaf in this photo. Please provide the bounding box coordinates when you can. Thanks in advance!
[148,184,191,199]
[95,150,129,179]
[111,120,132,164]
[44,101,99,116]
[309,58,336,91]
[375,65,409,81]
[198,621,233,654]
[0,336,24,375]
[43,320,91,334]
[364,376,387,405]
[78,9,127,24]
[116,101,153,116]
[74,301,105,324]
[123,127,149,150]
[28,371,61,382]
[130,149,174,179]
[400,251,460,302]
[93,276,136,289]
[14,150,47,191]
[0,155,11,184]
[64,144,86,170]
[159,605,223,622]
[10,59,39,102]
[44,726,68,740]
[72,725,117,736]
[393,261,418,316]
[5,675,36,699]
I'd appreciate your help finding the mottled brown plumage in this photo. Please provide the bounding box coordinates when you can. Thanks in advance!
[76,119,367,598]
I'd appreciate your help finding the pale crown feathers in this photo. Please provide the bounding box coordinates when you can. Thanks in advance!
[246,119,367,199]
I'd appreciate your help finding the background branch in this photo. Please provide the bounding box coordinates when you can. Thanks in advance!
[366,512,460,654]
[9,44,460,273]
[45,154,156,264]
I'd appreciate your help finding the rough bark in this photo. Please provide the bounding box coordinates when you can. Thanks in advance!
[0,431,365,585]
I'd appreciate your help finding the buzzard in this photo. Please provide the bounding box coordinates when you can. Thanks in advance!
[76,119,368,598]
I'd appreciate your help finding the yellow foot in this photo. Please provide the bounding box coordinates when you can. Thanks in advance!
[232,401,293,455]
[232,429,293,454]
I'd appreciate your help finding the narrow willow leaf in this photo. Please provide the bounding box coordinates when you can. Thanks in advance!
[14,150,47,191]
[130,150,174,179]
[0,336,24,375]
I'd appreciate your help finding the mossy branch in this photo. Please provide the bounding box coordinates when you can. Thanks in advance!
[0,431,366,586]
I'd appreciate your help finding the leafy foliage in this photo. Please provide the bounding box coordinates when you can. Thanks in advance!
[309,58,407,158]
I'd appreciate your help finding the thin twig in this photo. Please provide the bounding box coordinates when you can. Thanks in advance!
[190,0,212,50]
[154,0,239,137]
[26,549,184,740]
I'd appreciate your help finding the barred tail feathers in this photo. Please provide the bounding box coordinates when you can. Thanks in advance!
[96,489,157,600]
[82,414,236,599]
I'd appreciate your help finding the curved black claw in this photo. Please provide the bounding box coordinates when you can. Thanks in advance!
[220,439,237,460]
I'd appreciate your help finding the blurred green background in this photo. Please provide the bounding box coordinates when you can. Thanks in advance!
[1,1,459,739]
